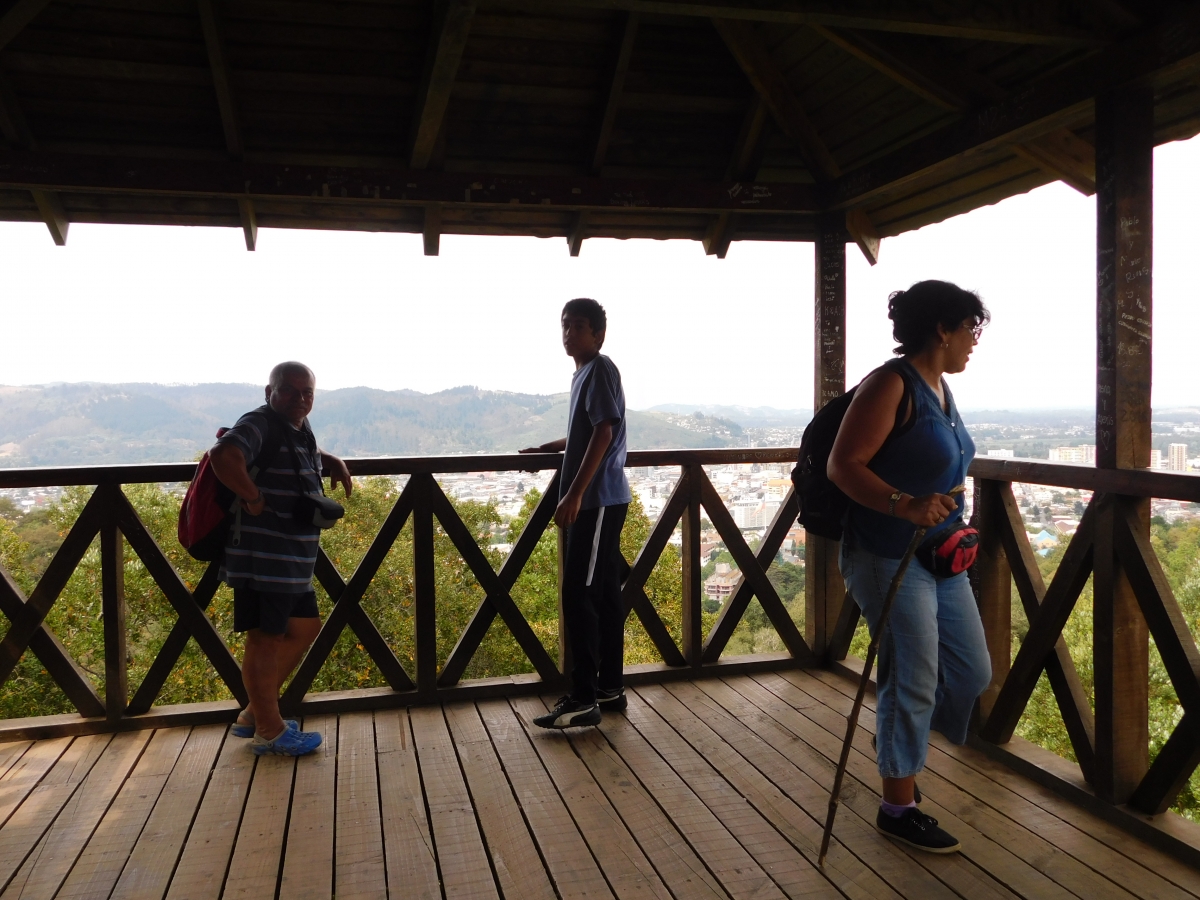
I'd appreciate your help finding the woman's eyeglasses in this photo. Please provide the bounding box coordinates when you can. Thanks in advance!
[970,323,984,340]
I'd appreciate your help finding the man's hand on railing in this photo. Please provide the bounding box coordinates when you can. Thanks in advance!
[323,452,353,497]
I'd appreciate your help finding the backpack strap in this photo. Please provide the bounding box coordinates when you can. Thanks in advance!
[875,358,918,447]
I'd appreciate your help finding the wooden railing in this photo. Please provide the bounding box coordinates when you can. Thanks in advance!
[0,448,810,739]
[824,457,1200,816]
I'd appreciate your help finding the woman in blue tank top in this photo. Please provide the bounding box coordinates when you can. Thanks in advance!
[828,281,992,855]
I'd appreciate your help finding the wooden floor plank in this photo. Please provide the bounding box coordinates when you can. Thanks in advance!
[375,709,441,900]
[445,702,557,900]
[800,667,1200,900]
[409,705,498,900]
[335,711,387,900]
[279,715,338,900]
[0,735,111,893]
[0,730,150,900]
[111,724,227,900]
[562,714,733,900]
[508,695,675,900]
[721,674,1105,900]
[55,727,189,900]
[0,738,72,830]
[223,743,297,897]
[627,684,900,900]
[586,699,778,900]
[673,679,1018,900]
[769,671,1180,900]
[476,698,614,900]
[166,728,255,900]
[0,745,31,787]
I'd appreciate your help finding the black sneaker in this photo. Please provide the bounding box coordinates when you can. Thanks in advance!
[597,687,627,712]
[533,696,601,729]
[871,734,921,804]
[875,807,961,853]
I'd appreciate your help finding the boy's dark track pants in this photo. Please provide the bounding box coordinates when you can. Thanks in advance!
[562,503,629,704]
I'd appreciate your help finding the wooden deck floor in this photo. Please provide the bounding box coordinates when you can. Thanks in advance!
[0,670,1196,900]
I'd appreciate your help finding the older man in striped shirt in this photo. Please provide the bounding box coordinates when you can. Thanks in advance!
[209,361,352,756]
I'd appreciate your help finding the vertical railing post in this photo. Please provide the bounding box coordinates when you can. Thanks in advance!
[413,475,437,698]
[971,478,1011,722]
[556,524,572,677]
[1094,83,1153,803]
[806,214,847,662]
[101,490,127,723]
[680,464,703,669]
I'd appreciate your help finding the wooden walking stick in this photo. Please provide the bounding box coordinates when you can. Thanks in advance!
[817,526,923,867]
[817,485,964,868]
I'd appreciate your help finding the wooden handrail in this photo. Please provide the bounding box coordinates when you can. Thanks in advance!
[969,456,1200,502]
[0,447,800,489]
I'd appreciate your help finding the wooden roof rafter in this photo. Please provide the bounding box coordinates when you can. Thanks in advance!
[702,96,768,258]
[569,10,639,257]
[811,25,1096,197]
[515,0,1117,46]
[826,4,1200,216]
[411,0,477,256]
[0,0,64,245]
[197,0,256,251]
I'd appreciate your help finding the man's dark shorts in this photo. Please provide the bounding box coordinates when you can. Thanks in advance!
[233,587,320,635]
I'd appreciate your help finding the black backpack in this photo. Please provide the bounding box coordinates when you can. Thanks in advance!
[791,360,918,540]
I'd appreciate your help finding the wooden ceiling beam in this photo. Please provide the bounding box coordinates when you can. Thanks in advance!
[809,25,966,111]
[814,26,1096,195]
[411,0,476,255]
[410,0,476,170]
[0,72,66,244]
[529,1,1109,46]
[844,206,878,265]
[571,11,639,256]
[713,17,840,183]
[198,0,256,250]
[827,4,1200,211]
[704,97,769,258]
[0,0,52,52]
[0,149,820,215]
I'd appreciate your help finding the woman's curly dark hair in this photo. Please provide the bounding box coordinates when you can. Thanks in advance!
[888,280,989,356]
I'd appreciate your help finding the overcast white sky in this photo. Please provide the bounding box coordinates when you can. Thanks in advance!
[3,135,1199,412]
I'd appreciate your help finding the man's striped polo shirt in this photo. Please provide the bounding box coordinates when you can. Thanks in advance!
[217,406,323,593]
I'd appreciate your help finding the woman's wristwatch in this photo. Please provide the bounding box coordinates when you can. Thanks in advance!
[888,491,904,516]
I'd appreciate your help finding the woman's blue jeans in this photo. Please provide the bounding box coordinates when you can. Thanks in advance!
[840,541,991,779]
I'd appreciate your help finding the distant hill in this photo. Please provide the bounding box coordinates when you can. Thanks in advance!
[648,403,811,428]
[0,383,736,467]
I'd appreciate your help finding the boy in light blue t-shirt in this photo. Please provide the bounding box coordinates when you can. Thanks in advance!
[520,298,631,728]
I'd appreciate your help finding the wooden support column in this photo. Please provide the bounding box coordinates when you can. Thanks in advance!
[101,512,126,722]
[413,476,438,698]
[680,465,703,668]
[1093,83,1153,804]
[806,216,847,661]
[971,478,1011,721]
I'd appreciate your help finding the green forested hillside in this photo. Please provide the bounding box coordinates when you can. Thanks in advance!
[0,383,732,466]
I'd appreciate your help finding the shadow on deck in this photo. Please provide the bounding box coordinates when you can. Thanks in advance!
[0,671,1196,900]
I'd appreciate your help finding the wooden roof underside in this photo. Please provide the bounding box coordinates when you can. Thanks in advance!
[0,0,1198,256]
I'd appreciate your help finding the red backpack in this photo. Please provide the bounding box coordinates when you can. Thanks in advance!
[178,409,282,561]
